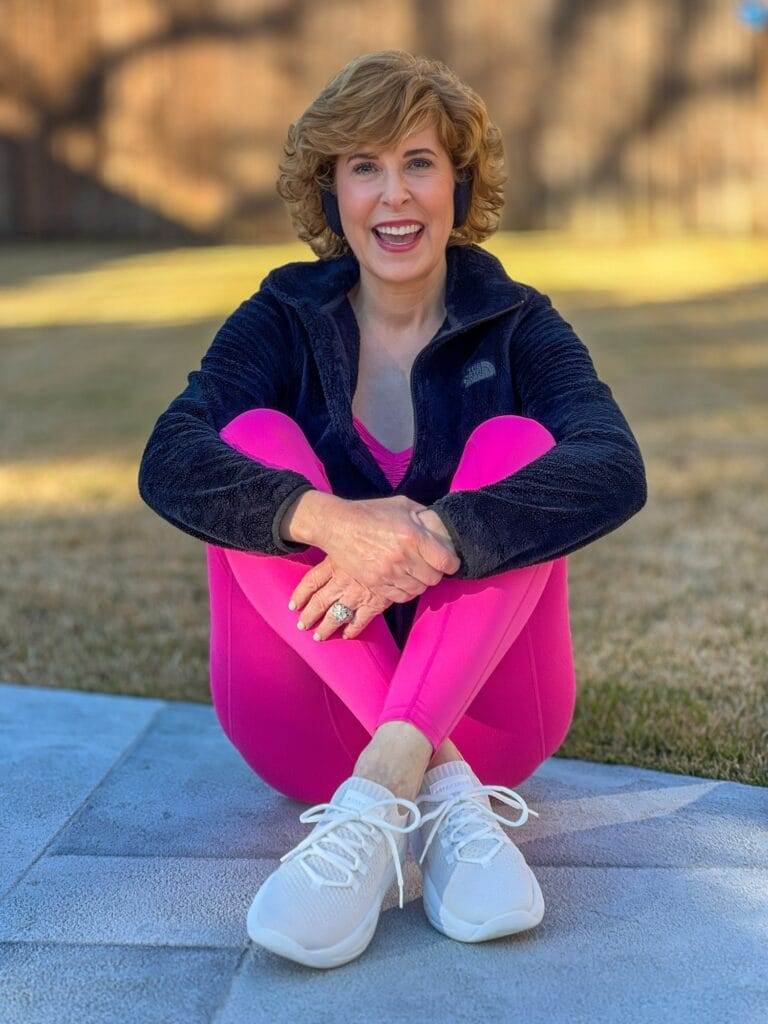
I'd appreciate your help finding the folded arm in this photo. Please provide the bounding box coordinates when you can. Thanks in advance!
[428,290,648,581]
[138,291,316,555]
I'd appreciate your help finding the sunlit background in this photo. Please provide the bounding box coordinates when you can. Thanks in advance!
[1,1,766,785]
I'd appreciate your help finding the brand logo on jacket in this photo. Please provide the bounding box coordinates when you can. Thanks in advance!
[462,359,497,387]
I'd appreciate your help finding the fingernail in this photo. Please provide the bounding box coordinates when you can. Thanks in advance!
[313,632,321,641]
[296,621,304,630]
[288,600,296,610]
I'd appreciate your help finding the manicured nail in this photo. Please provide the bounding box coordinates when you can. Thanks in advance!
[313,632,321,641]
[296,620,304,630]
[288,600,296,610]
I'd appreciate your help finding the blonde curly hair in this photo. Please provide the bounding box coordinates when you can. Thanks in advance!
[276,50,507,259]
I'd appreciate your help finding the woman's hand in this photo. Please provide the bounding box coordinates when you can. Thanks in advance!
[320,494,460,597]
[289,555,392,641]
[289,496,461,640]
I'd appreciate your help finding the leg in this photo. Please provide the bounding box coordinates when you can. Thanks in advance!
[210,409,431,803]
[214,409,402,742]
[448,555,576,788]
[206,544,372,805]
[421,556,574,777]
[211,409,573,804]
[376,415,573,768]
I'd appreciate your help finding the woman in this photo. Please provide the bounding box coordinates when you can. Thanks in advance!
[138,50,647,969]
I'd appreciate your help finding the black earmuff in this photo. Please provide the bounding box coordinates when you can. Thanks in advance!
[452,173,473,230]
[320,186,345,237]
[321,171,473,239]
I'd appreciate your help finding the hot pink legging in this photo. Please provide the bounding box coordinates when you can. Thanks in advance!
[205,408,576,806]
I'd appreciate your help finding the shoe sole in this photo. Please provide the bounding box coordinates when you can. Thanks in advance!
[421,865,545,942]
[246,853,403,969]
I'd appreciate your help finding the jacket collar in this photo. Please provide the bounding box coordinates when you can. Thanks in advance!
[261,242,529,331]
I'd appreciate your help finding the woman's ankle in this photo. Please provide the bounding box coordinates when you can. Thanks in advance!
[353,721,432,803]
[426,738,464,771]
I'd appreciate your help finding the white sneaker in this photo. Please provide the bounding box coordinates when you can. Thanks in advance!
[410,760,545,942]
[246,774,422,968]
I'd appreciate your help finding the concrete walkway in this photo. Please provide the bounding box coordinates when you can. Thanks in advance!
[1,680,765,1023]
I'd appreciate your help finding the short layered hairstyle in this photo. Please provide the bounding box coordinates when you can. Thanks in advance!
[276,49,508,259]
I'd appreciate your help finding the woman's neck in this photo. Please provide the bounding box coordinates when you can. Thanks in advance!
[347,259,447,337]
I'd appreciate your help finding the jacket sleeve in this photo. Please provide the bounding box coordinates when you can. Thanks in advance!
[137,290,316,555]
[428,289,648,580]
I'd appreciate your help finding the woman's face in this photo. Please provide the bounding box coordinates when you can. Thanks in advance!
[333,122,457,285]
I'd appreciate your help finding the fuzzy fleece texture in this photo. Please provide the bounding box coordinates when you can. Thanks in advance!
[138,243,647,648]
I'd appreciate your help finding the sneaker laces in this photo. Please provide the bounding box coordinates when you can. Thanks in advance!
[415,785,539,866]
[279,795,423,909]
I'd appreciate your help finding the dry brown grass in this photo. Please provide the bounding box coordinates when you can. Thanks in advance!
[1,235,766,785]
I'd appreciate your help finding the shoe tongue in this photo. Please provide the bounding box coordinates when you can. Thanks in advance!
[424,763,497,860]
[301,776,403,884]
[335,775,401,819]
[428,773,476,798]
[425,761,480,798]
[337,786,384,815]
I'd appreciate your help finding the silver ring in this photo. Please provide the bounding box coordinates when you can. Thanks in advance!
[329,601,355,624]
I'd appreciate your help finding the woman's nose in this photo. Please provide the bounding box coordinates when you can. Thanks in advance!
[378,174,412,205]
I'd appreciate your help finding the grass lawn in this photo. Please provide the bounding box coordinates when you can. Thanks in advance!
[1,233,766,786]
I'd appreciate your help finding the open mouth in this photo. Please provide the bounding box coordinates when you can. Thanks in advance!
[371,225,425,249]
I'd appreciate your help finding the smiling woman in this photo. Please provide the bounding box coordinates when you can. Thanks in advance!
[275,50,505,261]
[138,48,648,968]
[332,129,456,267]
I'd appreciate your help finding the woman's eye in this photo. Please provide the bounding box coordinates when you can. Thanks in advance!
[352,158,433,175]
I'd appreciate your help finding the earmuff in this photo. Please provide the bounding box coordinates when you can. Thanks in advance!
[321,171,473,239]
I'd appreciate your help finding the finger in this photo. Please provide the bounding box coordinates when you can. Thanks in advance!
[289,558,333,611]
[357,559,420,605]
[298,580,348,631]
[408,512,457,582]
[404,552,444,589]
[414,523,462,575]
[393,560,439,593]
[340,604,384,640]
[311,596,364,641]
[377,578,423,604]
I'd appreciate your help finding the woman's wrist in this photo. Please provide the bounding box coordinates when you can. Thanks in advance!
[279,489,343,547]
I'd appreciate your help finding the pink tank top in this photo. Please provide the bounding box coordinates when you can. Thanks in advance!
[352,415,413,488]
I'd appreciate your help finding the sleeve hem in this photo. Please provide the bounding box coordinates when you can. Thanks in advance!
[271,482,317,554]
[427,497,472,579]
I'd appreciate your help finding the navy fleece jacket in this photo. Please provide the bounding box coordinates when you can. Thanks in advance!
[138,244,647,640]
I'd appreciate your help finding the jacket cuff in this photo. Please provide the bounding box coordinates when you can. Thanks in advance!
[426,499,473,580]
[271,482,317,554]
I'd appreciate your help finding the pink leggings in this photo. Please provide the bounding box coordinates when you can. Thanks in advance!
[205,409,576,806]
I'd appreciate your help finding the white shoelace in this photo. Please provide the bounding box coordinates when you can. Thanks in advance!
[415,784,540,866]
[279,795,423,909]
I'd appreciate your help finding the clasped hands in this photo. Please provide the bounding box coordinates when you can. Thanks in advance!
[288,494,461,641]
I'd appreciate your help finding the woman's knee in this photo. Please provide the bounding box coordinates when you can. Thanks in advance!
[454,415,557,489]
[220,407,304,453]
[219,407,331,491]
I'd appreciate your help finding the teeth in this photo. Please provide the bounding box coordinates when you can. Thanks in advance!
[375,224,422,236]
